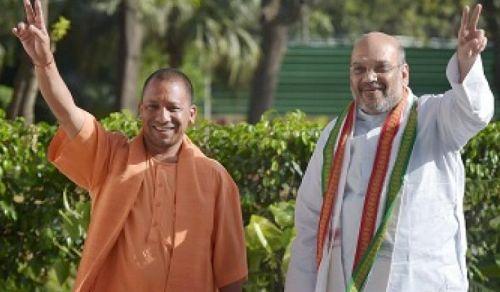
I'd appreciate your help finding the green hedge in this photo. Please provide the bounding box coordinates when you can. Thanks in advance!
[0,110,498,291]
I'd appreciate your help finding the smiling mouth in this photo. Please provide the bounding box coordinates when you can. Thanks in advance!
[361,87,385,96]
[363,85,384,91]
[153,125,175,132]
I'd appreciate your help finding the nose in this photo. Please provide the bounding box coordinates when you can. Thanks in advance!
[157,107,171,123]
[363,69,377,82]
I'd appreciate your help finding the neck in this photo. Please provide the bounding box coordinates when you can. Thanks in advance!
[143,138,182,163]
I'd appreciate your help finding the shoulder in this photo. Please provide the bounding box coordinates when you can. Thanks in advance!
[85,111,131,145]
[314,117,338,150]
[196,155,234,182]
[322,118,337,136]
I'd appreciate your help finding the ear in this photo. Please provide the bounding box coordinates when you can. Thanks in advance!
[138,101,143,118]
[189,105,197,125]
[401,63,410,86]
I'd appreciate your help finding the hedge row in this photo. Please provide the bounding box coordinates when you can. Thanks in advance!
[0,110,498,291]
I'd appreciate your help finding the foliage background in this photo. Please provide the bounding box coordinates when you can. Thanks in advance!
[0,110,498,291]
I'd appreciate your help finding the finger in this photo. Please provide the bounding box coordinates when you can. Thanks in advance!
[460,6,469,33]
[475,29,485,39]
[476,36,487,52]
[34,0,46,29]
[459,28,468,43]
[467,29,485,41]
[465,39,480,57]
[481,37,488,51]
[15,23,31,40]
[17,22,27,33]
[12,27,20,37]
[469,4,482,31]
[28,24,47,42]
[24,0,36,24]
[460,5,469,30]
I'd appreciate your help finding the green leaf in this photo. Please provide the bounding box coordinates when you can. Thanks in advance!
[489,215,500,231]
[245,215,283,254]
[268,201,295,229]
[281,228,296,277]
[0,201,17,220]
[53,259,70,285]
[50,16,71,42]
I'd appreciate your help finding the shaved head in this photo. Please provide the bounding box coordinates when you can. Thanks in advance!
[141,68,194,104]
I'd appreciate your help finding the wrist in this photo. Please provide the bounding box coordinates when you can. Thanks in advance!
[33,57,55,69]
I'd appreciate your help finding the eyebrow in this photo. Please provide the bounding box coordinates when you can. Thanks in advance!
[351,60,392,66]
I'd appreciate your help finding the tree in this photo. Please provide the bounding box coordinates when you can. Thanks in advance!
[115,0,144,114]
[247,0,307,124]
[87,0,259,116]
[0,0,21,84]
[7,0,49,124]
[320,0,468,39]
[246,0,484,123]
[155,0,260,118]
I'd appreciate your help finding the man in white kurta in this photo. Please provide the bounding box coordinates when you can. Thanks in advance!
[285,5,494,292]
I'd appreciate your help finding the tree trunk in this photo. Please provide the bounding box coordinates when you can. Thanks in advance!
[0,44,5,82]
[203,74,212,119]
[167,44,184,68]
[116,0,144,114]
[7,0,49,123]
[248,23,289,123]
[7,57,37,122]
[481,0,500,92]
[165,7,186,68]
[247,0,306,124]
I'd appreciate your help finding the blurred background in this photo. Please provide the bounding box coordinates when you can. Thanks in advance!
[0,0,498,291]
[0,0,498,124]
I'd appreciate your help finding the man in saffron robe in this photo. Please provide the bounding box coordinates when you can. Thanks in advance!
[285,4,494,292]
[12,0,247,291]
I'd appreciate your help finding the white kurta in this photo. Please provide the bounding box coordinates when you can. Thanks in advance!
[285,54,494,292]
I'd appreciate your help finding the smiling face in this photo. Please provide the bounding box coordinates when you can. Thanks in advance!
[139,78,196,158]
[349,32,409,114]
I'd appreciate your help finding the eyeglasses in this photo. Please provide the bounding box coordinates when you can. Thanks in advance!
[350,63,404,76]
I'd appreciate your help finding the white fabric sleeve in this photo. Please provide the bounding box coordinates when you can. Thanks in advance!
[284,119,336,292]
[437,53,494,149]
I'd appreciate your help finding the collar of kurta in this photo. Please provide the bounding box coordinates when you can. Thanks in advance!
[128,133,203,168]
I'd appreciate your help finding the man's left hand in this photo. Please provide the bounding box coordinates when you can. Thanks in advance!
[457,4,488,82]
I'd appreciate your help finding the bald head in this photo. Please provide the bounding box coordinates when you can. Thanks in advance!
[141,68,194,104]
[352,32,406,65]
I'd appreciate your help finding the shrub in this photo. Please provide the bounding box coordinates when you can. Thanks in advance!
[462,122,500,288]
[0,110,498,290]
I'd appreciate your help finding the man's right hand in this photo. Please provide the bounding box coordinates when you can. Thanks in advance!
[12,0,53,68]
[11,0,84,138]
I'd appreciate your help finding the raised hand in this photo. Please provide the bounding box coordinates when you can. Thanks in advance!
[12,0,53,67]
[457,4,488,81]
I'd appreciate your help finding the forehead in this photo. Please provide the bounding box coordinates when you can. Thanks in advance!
[351,38,399,65]
[143,79,190,103]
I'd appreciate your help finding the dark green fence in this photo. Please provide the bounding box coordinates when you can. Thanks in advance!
[212,45,499,119]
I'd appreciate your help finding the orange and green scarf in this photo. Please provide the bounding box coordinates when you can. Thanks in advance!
[316,98,418,291]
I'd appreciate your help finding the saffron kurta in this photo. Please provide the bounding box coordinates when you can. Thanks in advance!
[285,54,494,292]
[49,113,248,291]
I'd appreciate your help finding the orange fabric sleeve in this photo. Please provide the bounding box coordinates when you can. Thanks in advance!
[48,111,120,199]
[212,167,248,288]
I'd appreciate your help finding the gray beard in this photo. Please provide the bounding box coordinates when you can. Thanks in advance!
[359,93,402,114]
